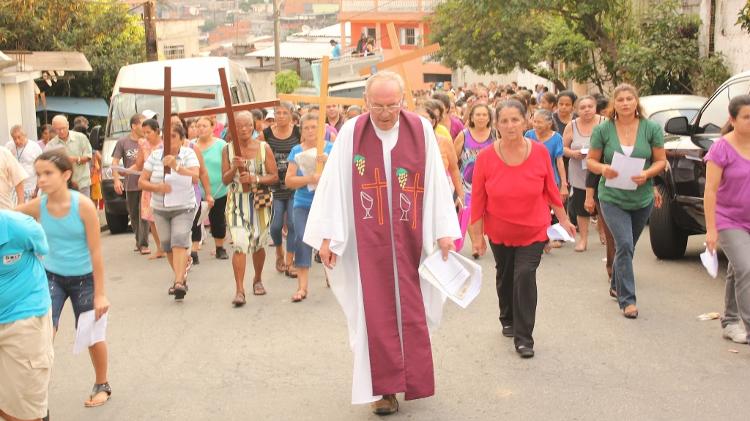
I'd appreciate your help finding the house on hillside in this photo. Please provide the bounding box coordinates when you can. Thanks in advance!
[338,0,451,89]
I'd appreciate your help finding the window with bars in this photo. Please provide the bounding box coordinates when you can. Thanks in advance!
[163,44,185,60]
[400,28,418,46]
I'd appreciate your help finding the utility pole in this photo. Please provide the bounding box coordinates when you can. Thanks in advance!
[144,0,158,61]
[273,0,281,72]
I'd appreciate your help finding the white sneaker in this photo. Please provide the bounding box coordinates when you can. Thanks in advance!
[722,324,748,344]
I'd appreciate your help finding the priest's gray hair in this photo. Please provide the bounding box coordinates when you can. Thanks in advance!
[365,71,405,95]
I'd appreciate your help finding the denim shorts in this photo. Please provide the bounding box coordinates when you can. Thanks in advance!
[47,271,94,329]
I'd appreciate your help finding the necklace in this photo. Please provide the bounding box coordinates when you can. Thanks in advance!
[15,144,26,161]
[497,138,529,164]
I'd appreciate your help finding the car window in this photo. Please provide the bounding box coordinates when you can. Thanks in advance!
[698,78,750,134]
[649,109,700,130]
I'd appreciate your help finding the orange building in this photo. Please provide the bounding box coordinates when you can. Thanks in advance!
[338,0,451,89]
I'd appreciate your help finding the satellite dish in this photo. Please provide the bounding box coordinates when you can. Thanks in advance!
[301,25,311,34]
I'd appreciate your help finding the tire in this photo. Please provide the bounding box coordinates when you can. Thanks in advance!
[649,186,688,259]
[106,212,130,234]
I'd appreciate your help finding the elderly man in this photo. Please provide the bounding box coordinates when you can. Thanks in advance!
[0,146,27,210]
[304,71,460,415]
[6,126,43,202]
[46,115,93,197]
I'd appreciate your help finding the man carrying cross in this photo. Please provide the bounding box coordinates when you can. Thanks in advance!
[303,71,460,415]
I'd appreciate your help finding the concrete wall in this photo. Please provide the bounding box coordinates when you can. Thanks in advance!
[246,69,277,101]
[0,71,40,142]
[696,0,750,75]
[453,66,554,91]
[156,19,204,60]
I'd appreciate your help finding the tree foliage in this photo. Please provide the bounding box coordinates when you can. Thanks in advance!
[739,0,750,33]
[275,70,301,94]
[429,0,729,95]
[0,0,145,99]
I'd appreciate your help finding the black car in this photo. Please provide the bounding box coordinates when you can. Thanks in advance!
[650,71,750,259]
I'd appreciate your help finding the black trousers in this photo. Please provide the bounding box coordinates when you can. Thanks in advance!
[208,195,227,239]
[489,241,545,349]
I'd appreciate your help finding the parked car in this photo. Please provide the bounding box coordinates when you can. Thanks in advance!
[650,71,750,259]
[102,57,256,233]
[639,95,706,130]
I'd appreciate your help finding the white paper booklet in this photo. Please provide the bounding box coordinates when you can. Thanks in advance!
[73,310,108,355]
[295,147,320,191]
[604,152,646,191]
[163,173,195,207]
[547,223,575,242]
[419,250,482,308]
[700,248,719,278]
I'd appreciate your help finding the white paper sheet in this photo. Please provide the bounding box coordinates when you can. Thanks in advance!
[295,147,321,191]
[547,223,575,242]
[604,152,646,191]
[164,173,195,208]
[580,148,589,170]
[419,250,482,308]
[700,248,719,278]
[73,310,108,355]
[111,165,141,176]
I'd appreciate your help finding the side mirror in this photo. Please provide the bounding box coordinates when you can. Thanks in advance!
[89,125,103,151]
[664,116,691,136]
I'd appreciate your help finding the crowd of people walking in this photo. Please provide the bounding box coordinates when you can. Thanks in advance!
[1,72,749,420]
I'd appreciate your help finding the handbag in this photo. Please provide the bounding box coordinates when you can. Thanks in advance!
[252,141,273,209]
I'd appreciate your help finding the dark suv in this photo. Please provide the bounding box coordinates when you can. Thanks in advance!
[650,71,750,259]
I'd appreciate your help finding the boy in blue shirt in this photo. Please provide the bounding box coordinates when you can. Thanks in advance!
[0,210,53,421]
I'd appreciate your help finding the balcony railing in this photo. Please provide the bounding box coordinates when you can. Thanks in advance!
[340,0,443,13]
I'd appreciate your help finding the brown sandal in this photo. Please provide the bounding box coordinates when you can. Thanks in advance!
[253,281,266,296]
[275,256,287,273]
[232,291,246,307]
[291,290,307,302]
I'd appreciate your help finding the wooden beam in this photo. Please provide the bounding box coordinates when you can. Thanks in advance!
[358,42,440,77]
[178,100,281,119]
[278,94,365,107]
[385,22,415,110]
[119,88,215,99]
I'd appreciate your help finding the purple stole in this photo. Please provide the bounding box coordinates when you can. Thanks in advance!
[351,111,432,400]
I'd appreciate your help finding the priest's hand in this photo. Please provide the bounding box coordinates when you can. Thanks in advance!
[320,239,337,269]
[437,237,455,261]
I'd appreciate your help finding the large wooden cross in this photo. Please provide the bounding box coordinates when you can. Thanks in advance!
[119,67,215,173]
[279,56,365,174]
[358,22,441,111]
[178,67,280,192]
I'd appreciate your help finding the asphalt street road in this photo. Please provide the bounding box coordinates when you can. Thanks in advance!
[47,227,750,421]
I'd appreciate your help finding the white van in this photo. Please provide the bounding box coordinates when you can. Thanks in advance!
[101,57,255,233]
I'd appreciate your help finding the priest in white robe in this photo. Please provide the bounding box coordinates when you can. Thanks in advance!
[304,71,460,415]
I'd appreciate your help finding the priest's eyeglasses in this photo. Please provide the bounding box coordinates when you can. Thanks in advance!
[368,102,403,114]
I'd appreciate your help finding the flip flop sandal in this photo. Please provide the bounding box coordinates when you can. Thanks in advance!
[291,290,307,302]
[253,281,266,296]
[232,292,246,307]
[275,257,287,273]
[173,283,187,300]
[285,269,298,279]
[139,248,151,255]
[84,382,111,407]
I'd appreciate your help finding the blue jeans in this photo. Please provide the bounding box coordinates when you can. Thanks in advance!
[600,200,653,309]
[292,206,312,268]
[270,197,295,253]
[47,271,94,329]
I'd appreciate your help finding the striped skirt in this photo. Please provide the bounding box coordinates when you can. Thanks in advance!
[225,183,272,254]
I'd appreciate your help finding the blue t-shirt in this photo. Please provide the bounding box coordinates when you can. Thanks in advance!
[288,142,333,209]
[0,210,50,324]
[525,129,564,186]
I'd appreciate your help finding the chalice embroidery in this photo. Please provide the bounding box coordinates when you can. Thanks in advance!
[360,191,374,220]
[399,193,411,222]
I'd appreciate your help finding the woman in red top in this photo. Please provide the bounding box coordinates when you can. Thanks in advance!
[470,99,576,359]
